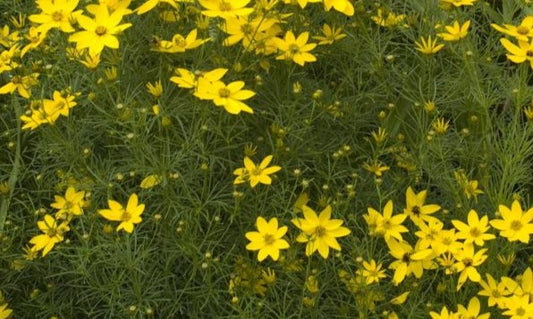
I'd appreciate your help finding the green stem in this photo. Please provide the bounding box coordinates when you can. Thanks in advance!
[0,96,23,232]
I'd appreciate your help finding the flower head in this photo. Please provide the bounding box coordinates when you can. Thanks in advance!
[490,200,533,243]
[98,193,145,233]
[245,217,289,261]
[275,31,317,66]
[415,36,444,55]
[29,214,70,256]
[437,20,470,42]
[233,155,281,187]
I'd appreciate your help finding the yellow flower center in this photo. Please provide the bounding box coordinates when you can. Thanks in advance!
[402,253,410,262]
[491,289,501,298]
[173,36,186,48]
[52,11,63,22]
[218,88,231,98]
[264,233,275,245]
[46,228,58,237]
[516,307,526,316]
[469,227,481,237]
[314,226,326,238]
[12,76,21,84]
[219,1,232,11]
[121,210,131,221]
[510,220,523,231]
[411,206,421,216]
[289,44,300,54]
[441,237,452,245]
[462,257,473,267]
[95,26,107,36]
[526,50,533,58]
[517,26,529,35]
[241,23,253,35]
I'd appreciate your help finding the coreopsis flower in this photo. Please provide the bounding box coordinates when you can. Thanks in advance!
[28,0,82,33]
[29,214,70,256]
[233,155,281,187]
[440,0,477,7]
[313,24,346,45]
[437,20,470,42]
[79,52,101,69]
[21,27,47,57]
[199,0,254,19]
[86,0,133,15]
[414,219,444,249]
[140,174,162,188]
[391,292,409,305]
[221,16,277,47]
[372,200,408,241]
[98,193,145,233]
[432,118,450,134]
[491,16,533,42]
[490,200,533,243]
[195,78,255,114]
[429,306,457,319]
[386,238,433,285]
[477,273,509,308]
[452,210,495,246]
[502,295,533,318]
[170,68,227,90]
[0,45,20,73]
[499,38,533,69]
[136,0,179,14]
[415,36,444,55]
[0,303,13,319]
[152,29,209,53]
[291,205,351,259]
[245,217,289,261]
[323,0,354,16]
[51,186,85,220]
[404,187,441,226]
[146,80,163,98]
[274,31,317,66]
[371,9,407,28]
[501,267,533,300]
[359,259,387,284]
[432,229,462,255]
[363,160,390,177]
[0,73,39,99]
[68,4,132,55]
[452,244,488,290]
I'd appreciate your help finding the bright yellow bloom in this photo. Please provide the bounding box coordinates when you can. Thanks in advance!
[245,217,289,261]
[51,186,85,220]
[28,0,81,33]
[146,80,163,98]
[415,36,444,55]
[0,45,19,73]
[359,259,387,285]
[491,16,533,42]
[98,193,145,233]
[452,244,487,290]
[432,117,450,134]
[292,205,351,259]
[233,155,281,187]
[152,29,209,53]
[372,200,408,241]
[432,229,462,255]
[21,27,47,57]
[371,9,406,28]
[363,160,390,177]
[140,174,162,188]
[386,238,433,285]
[500,38,533,69]
[490,200,533,243]
[170,68,227,90]
[429,306,458,319]
[313,24,346,45]
[437,20,470,42]
[221,16,277,47]
[502,295,533,318]
[29,214,70,256]
[87,0,132,15]
[0,73,39,99]
[452,210,495,246]
[136,0,179,15]
[195,78,255,114]
[457,297,490,319]
[68,4,132,55]
[275,31,317,66]
[404,186,441,227]
[414,219,443,250]
[0,303,13,319]
[199,0,254,19]
[440,0,477,7]
[323,0,354,16]
[501,267,533,300]
[478,273,509,308]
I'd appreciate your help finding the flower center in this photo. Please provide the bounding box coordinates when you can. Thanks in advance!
[510,220,523,231]
[517,307,526,316]
[241,23,253,35]
[11,76,21,84]
[289,44,300,54]
[402,253,410,262]
[526,50,533,58]
[412,206,421,216]
[218,88,231,98]
[95,26,107,36]
[517,26,529,35]
[52,11,63,22]
[491,289,501,298]
[314,226,326,238]
[462,258,473,267]
[47,228,58,237]
[264,233,275,245]
[469,227,481,237]
[121,210,131,221]
[173,36,186,48]
[219,1,232,11]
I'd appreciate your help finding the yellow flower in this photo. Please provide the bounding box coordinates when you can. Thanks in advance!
[29,214,70,256]
[391,291,409,305]
[221,16,277,47]
[323,0,354,16]
[499,38,533,69]
[359,259,387,285]
[274,31,317,66]
[199,0,254,19]
[136,0,179,15]
[502,295,533,318]
[140,174,162,189]
[245,217,289,261]
[440,0,477,7]
[50,186,85,220]
[491,16,533,42]
[233,155,281,187]
[21,27,47,57]
[477,273,509,308]
[452,210,495,246]
[403,186,441,227]
[291,205,351,259]
[490,200,533,243]
[0,303,13,319]
[195,78,255,114]
[372,200,408,241]
[371,9,406,28]
[429,306,457,319]
[98,193,145,233]
[432,118,450,134]
[68,4,132,55]
[437,20,470,42]
[312,24,346,45]
[363,160,390,177]
[457,297,490,319]
[415,36,444,55]
[452,244,487,290]
[152,29,209,53]
[146,80,163,98]
[28,0,82,33]
[386,238,433,285]
[524,105,533,121]
[0,73,39,99]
